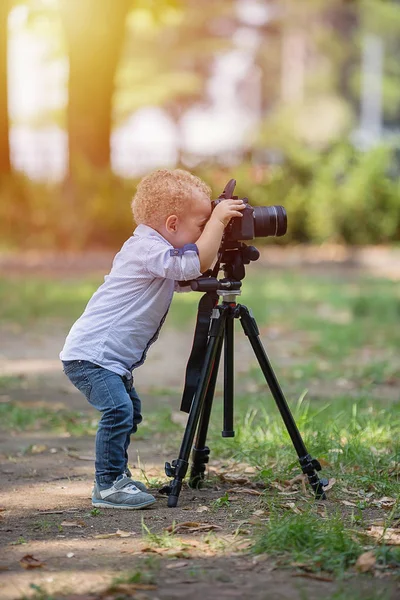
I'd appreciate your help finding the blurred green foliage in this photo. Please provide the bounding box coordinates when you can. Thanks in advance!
[224,142,400,245]
[0,141,399,250]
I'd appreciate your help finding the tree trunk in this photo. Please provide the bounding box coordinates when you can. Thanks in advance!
[0,0,11,175]
[60,0,131,174]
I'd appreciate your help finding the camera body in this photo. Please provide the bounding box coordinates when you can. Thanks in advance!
[212,196,255,241]
[212,179,287,242]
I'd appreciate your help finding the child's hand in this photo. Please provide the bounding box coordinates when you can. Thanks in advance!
[211,199,246,227]
[196,198,246,272]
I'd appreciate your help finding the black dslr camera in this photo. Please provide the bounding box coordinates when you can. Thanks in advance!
[212,179,287,241]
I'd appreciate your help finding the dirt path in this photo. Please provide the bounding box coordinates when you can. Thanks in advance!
[1,401,399,600]
[1,329,399,600]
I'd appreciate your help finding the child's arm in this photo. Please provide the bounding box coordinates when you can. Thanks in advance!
[145,242,202,281]
[196,199,245,272]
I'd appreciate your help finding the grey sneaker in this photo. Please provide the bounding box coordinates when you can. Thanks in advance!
[92,471,148,495]
[92,474,156,510]
[124,468,148,493]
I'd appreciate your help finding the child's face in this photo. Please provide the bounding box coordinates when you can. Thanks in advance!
[162,189,212,247]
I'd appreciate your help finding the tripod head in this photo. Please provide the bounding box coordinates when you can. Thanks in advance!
[211,239,260,282]
[186,240,260,295]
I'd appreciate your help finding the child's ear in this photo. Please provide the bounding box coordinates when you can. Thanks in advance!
[165,214,179,233]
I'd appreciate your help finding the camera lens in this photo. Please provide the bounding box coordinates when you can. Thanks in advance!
[253,206,287,237]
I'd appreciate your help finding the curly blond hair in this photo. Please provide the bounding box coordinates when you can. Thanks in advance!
[132,169,211,227]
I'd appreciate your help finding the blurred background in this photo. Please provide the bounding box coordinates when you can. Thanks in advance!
[0,7,399,586]
[1,0,400,250]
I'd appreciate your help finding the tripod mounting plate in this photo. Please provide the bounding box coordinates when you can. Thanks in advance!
[217,289,241,301]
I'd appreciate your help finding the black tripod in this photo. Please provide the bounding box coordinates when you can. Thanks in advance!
[160,242,328,508]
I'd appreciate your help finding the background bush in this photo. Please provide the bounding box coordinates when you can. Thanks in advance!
[1,142,399,250]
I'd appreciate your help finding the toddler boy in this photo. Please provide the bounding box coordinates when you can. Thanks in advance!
[60,168,245,509]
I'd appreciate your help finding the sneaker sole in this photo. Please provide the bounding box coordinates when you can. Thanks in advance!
[92,498,156,510]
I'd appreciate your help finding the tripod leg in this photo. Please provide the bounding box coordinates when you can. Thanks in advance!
[189,334,224,488]
[223,314,234,437]
[165,309,227,507]
[239,305,327,499]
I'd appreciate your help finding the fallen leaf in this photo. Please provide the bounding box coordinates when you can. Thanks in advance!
[232,540,253,551]
[252,509,266,517]
[140,546,158,553]
[341,487,359,496]
[37,510,64,515]
[29,445,48,454]
[292,573,334,582]
[226,487,262,496]
[162,549,191,558]
[196,506,209,513]
[355,551,376,573]
[285,474,306,488]
[317,458,332,468]
[20,555,45,569]
[0,507,6,512]
[367,526,400,545]
[219,474,252,486]
[244,466,257,474]
[165,521,222,534]
[341,500,357,507]
[270,482,287,492]
[67,453,95,461]
[373,497,397,510]
[252,555,270,565]
[281,502,302,515]
[166,561,188,569]
[322,478,336,492]
[109,583,157,592]
[61,520,86,528]
[94,530,135,539]
[316,506,327,518]
[141,547,190,558]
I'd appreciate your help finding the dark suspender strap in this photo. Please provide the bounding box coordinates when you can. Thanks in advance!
[180,292,218,413]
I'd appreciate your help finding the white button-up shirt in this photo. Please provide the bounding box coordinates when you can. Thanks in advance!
[60,224,202,378]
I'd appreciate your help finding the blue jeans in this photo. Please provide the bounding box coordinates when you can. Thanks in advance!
[62,360,142,487]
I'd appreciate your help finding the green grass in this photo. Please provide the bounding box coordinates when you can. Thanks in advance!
[0,375,24,390]
[0,277,100,323]
[205,393,400,496]
[252,506,400,575]
[0,402,97,435]
[253,508,362,574]
[325,591,391,600]
[1,270,399,336]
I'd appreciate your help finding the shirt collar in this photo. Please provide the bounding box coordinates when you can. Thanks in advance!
[134,224,172,247]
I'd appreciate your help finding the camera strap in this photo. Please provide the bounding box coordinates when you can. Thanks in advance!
[180,291,218,413]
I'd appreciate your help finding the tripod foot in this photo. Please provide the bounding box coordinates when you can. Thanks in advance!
[167,495,179,508]
[165,478,183,507]
[189,446,210,489]
[188,471,204,489]
[299,454,328,500]
[162,458,188,507]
